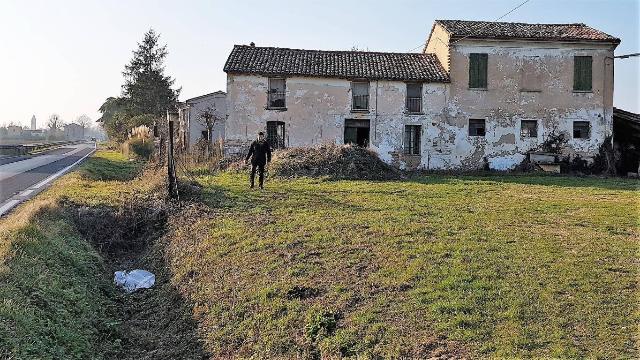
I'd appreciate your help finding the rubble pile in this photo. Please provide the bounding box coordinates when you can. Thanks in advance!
[269,144,402,180]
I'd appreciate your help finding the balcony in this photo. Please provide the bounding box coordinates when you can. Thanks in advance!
[351,94,369,112]
[406,97,422,113]
[267,91,286,109]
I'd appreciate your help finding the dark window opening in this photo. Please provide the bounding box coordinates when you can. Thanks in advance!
[268,78,286,108]
[344,119,370,147]
[201,130,208,139]
[573,121,590,139]
[521,120,538,138]
[406,83,422,113]
[573,56,592,92]
[404,125,421,155]
[351,82,369,111]
[469,119,486,137]
[469,53,488,89]
[267,121,286,149]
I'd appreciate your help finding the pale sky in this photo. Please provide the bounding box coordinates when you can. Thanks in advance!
[0,0,638,128]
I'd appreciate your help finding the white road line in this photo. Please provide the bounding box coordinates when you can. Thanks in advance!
[32,148,95,189]
[0,200,21,217]
[19,189,34,197]
[0,144,96,217]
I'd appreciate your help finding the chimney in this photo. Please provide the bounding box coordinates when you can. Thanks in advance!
[250,42,255,47]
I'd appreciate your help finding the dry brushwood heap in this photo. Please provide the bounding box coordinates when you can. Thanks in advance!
[268,144,402,180]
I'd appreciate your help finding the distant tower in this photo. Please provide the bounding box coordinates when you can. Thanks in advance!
[31,115,36,130]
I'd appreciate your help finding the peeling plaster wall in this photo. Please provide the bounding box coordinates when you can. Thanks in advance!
[185,93,227,147]
[439,39,616,170]
[226,39,615,171]
[226,73,448,169]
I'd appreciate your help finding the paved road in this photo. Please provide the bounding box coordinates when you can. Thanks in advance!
[0,142,95,216]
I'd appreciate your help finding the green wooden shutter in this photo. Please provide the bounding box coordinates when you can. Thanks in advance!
[469,53,488,88]
[574,56,592,91]
[479,54,488,88]
[469,54,478,88]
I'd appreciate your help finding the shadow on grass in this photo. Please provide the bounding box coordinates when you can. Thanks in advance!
[405,172,640,191]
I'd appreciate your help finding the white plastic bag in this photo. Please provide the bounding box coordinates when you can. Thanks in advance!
[114,269,155,293]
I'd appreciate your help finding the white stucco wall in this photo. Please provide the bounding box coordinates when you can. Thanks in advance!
[431,37,615,170]
[225,40,616,171]
[180,92,227,149]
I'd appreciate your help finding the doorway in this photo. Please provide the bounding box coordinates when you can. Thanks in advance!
[344,119,370,147]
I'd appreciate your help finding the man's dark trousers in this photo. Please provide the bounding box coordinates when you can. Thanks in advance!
[246,139,272,188]
[250,163,265,188]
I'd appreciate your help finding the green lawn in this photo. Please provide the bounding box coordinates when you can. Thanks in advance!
[165,172,639,358]
[1,150,638,359]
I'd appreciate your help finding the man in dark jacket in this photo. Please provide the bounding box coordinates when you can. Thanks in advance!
[245,132,272,189]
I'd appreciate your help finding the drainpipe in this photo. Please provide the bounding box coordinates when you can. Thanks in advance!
[374,80,379,141]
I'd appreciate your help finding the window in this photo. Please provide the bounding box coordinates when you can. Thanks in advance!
[344,119,370,147]
[573,56,592,92]
[266,121,285,148]
[520,120,538,138]
[268,78,286,108]
[573,121,590,139]
[406,83,422,113]
[351,81,369,111]
[469,53,488,89]
[404,125,421,155]
[519,56,543,92]
[201,130,208,139]
[469,119,486,136]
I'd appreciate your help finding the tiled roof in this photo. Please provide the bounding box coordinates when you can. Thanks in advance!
[224,45,450,82]
[435,20,620,44]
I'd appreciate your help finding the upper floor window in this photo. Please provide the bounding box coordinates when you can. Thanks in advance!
[351,81,369,111]
[404,125,421,155]
[520,120,538,138]
[406,83,422,113]
[469,53,488,89]
[573,56,592,92]
[469,119,486,137]
[268,78,286,108]
[573,121,590,139]
[519,56,543,92]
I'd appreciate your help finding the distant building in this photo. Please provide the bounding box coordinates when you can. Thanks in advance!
[30,115,36,130]
[177,91,227,150]
[64,123,84,140]
[6,125,23,138]
[23,129,45,139]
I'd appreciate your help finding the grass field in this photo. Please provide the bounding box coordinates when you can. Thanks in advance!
[166,171,639,358]
[0,149,638,359]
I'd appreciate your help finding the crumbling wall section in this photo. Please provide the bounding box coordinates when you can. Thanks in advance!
[225,74,448,170]
[439,40,615,170]
[225,39,615,171]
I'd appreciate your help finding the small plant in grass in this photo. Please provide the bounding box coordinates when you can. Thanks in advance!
[305,310,339,341]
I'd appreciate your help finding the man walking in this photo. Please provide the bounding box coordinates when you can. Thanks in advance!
[245,131,272,189]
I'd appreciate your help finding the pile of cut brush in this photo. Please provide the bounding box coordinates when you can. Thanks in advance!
[268,144,403,180]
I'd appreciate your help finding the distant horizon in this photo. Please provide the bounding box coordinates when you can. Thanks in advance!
[1,0,638,127]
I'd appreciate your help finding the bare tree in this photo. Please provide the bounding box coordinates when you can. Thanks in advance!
[47,114,64,132]
[197,105,223,156]
[75,114,93,138]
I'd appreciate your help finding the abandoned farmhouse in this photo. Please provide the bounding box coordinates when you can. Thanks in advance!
[183,20,622,171]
